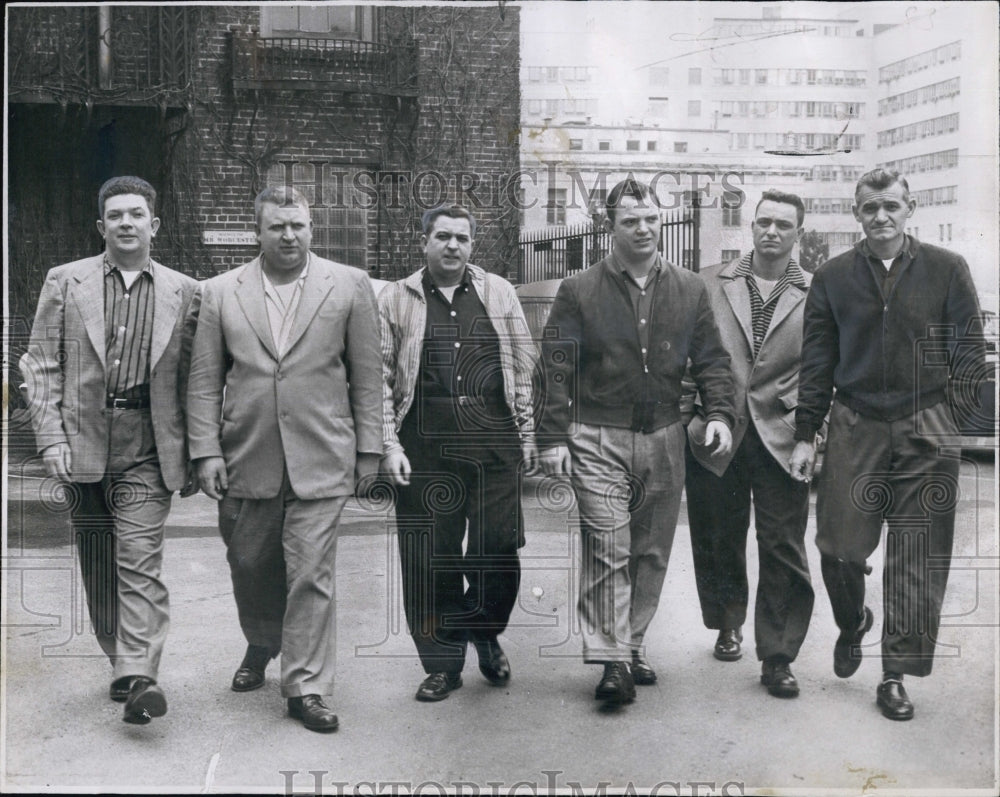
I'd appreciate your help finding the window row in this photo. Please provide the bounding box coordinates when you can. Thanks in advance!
[804,165,865,182]
[878,149,959,175]
[526,66,595,83]
[711,21,858,38]
[713,68,866,87]
[803,198,855,215]
[817,231,864,248]
[580,139,690,153]
[878,78,960,116]
[876,114,959,148]
[525,98,598,117]
[879,41,960,83]
[716,100,865,119]
[731,132,864,151]
[910,185,958,206]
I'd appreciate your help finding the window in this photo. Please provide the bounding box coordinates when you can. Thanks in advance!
[262,5,375,39]
[569,139,583,151]
[647,98,669,116]
[674,141,688,153]
[626,140,640,151]
[544,99,559,117]
[688,68,701,85]
[649,67,670,86]
[546,67,559,82]
[721,249,741,263]
[688,100,701,117]
[755,69,768,85]
[546,188,567,225]
[527,100,541,115]
[647,141,657,151]
[528,67,543,82]
[598,140,611,151]
[721,189,743,227]
[739,69,751,85]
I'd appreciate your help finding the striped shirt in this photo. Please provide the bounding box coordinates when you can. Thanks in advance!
[732,251,808,356]
[104,257,154,399]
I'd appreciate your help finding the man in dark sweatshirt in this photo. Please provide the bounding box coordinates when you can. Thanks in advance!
[539,178,735,705]
[790,168,987,721]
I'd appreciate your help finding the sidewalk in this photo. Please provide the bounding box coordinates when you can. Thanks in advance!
[2,462,997,794]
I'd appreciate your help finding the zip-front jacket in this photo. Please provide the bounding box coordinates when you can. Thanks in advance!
[795,236,985,440]
[538,255,735,444]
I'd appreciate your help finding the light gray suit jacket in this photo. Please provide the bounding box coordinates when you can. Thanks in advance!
[686,258,816,477]
[186,255,382,500]
[22,254,198,490]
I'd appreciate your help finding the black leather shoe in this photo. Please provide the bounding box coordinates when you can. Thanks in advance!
[415,672,463,702]
[123,677,167,725]
[630,652,657,685]
[231,644,273,692]
[473,638,511,685]
[713,628,743,661]
[288,695,339,732]
[876,677,914,721]
[834,606,874,678]
[110,676,134,703]
[760,660,800,698]
[594,662,636,704]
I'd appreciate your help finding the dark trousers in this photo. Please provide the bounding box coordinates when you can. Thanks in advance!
[70,408,172,681]
[395,404,523,674]
[817,401,959,677]
[685,422,814,663]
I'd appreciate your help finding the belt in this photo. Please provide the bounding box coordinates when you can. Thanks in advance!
[106,396,151,409]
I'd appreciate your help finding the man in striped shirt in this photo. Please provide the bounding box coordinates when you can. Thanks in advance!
[21,176,198,724]
[379,205,537,702]
[684,190,816,698]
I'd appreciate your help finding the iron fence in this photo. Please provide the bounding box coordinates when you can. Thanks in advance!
[518,205,700,284]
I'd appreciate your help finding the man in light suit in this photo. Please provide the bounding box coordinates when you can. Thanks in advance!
[684,190,815,697]
[186,186,382,732]
[21,176,198,724]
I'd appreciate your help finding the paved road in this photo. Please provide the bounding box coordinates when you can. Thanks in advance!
[2,458,997,795]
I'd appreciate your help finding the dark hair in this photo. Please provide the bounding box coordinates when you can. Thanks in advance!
[254,186,310,226]
[98,176,157,218]
[605,179,656,223]
[855,168,910,200]
[421,204,477,238]
[755,189,806,227]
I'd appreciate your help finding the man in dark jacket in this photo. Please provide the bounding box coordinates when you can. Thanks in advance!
[790,168,987,721]
[539,179,735,704]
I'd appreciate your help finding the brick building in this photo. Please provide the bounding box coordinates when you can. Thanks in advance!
[7,4,521,323]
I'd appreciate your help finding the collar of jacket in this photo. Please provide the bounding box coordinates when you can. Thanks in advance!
[402,263,486,301]
[858,233,918,263]
[721,251,809,289]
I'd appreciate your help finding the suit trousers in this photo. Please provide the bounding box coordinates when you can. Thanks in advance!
[70,408,172,681]
[569,421,686,663]
[218,472,348,697]
[816,400,960,677]
[685,423,814,662]
[395,406,523,675]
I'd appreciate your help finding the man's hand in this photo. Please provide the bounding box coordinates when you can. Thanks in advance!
[196,456,229,500]
[704,420,733,457]
[521,435,539,475]
[179,461,200,498]
[382,451,412,486]
[539,445,572,477]
[354,452,381,498]
[789,440,817,483]
[42,442,72,482]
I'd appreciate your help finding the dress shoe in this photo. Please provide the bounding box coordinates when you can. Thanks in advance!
[760,660,800,698]
[876,676,914,721]
[110,676,134,703]
[231,644,272,692]
[288,695,339,732]
[122,677,167,725]
[415,672,463,702]
[594,662,636,704]
[713,628,743,661]
[834,606,874,678]
[473,638,511,685]
[630,652,657,685]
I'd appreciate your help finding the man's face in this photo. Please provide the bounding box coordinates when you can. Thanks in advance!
[423,215,473,284]
[97,194,159,262]
[752,200,802,261]
[853,181,915,249]
[605,195,661,262]
[257,201,312,272]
